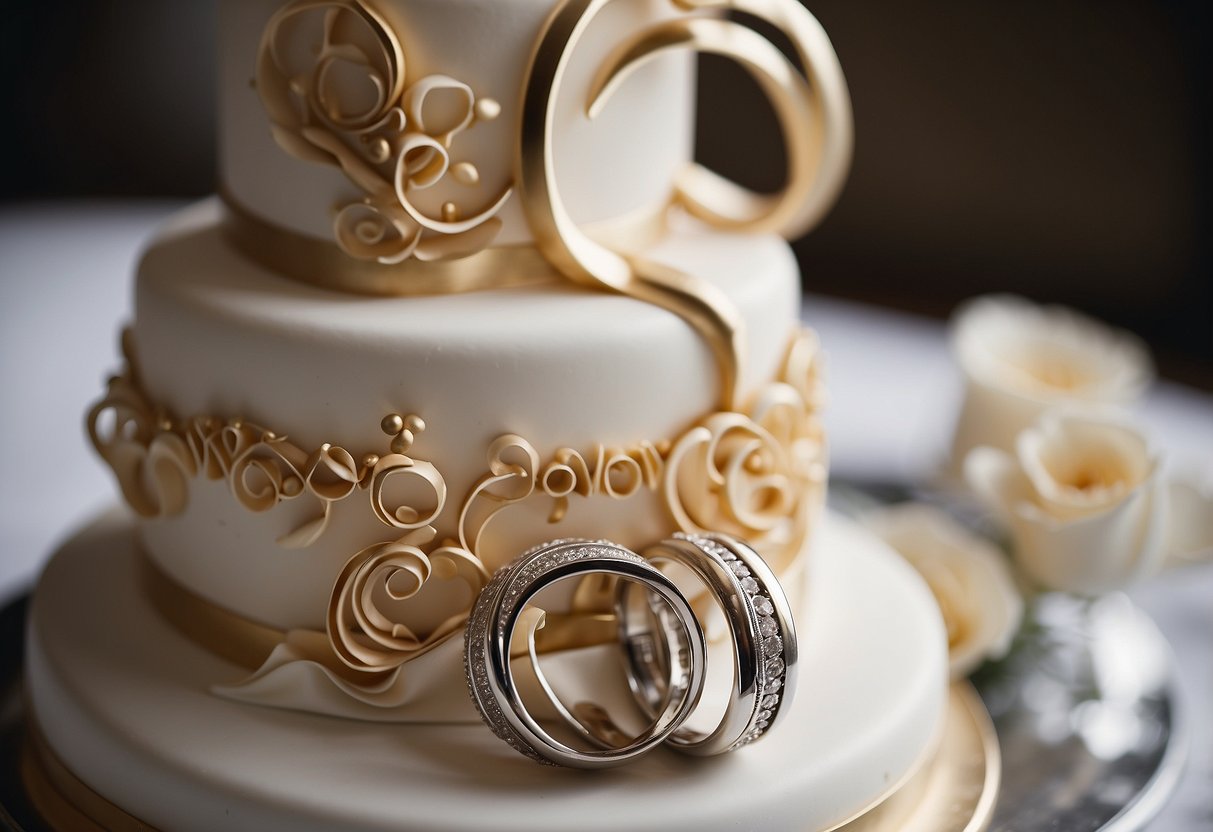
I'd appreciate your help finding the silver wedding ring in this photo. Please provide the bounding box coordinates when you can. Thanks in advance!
[464,539,706,769]
[623,533,798,754]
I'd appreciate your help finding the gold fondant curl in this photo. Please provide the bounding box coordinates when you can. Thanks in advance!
[89,328,825,568]
[257,0,512,265]
[86,340,197,519]
[663,413,804,574]
[328,535,489,672]
[519,0,853,410]
[369,453,448,530]
[589,0,854,239]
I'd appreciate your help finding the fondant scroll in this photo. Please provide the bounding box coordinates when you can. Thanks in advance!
[519,0,852,410]
[257,0,512,265]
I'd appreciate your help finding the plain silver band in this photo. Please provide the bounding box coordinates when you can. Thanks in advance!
[621,532,798,755]
[464,539,707,769]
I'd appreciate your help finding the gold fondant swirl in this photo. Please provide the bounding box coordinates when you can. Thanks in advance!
[89,328,825,563]
[328,535,489,672]
[664,413,806,575]
[369,453,448,530]
[257,0,511,264]
[520,0,853,410]
[86,335,197,519]
[591,0,854,239]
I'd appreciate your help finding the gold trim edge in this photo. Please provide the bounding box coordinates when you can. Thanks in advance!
[831,683,1001,832]
[22,715,157,832]
[220,190,671,298]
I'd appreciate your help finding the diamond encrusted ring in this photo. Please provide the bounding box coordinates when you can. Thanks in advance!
[464,539,706,768]
[620,533,799,754]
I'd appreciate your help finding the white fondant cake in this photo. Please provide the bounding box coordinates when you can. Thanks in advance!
[22,0,950,828]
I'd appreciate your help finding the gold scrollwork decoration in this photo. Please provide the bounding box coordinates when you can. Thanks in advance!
[88,327,825,566]
[257,0,512,265]
[328,533,490,672]
[519,0,852,411]
[594,0,855,239]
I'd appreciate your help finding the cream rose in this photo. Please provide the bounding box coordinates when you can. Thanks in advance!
[865,503,1023,679]
[965,411,1167,594]
[949,295,1153,465]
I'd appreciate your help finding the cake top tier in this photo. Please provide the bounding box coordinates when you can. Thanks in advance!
[221,0,853,266]
[221,0,695,254]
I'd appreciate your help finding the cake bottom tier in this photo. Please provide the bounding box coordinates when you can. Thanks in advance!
[25,509,947,832]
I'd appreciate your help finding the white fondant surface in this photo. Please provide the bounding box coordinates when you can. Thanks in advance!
[27,508,948,832]
[220,0,694,245]
[131,198,801,631]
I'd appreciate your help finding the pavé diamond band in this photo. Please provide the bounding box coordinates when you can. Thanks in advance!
[621,533,799,754]
[464,539,707,768]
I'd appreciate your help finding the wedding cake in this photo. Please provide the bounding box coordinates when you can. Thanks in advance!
[22,0,950,829]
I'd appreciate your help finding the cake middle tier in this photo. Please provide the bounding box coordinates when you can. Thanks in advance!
[99,197,816,636]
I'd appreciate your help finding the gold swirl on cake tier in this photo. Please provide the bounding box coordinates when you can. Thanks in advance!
[256,0,512,265]
[519,0,852,407]
[87,327,824,709]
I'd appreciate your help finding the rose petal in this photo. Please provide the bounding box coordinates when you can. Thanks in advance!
[964,446,1031,524]
[948,295,1154,464]
[864,503,1023,680]
[1009,474,1168,594]
[1015,412,1154,521]
[1163,480,1213,567]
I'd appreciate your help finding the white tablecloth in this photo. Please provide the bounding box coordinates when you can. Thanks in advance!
[1,202,1210,828]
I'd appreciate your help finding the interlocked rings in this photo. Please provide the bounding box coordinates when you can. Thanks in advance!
[463,533,798,767]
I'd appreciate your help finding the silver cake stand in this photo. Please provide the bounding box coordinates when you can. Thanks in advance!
[0,485,1189,831]
[977,591,1187,832]
[829,481,1189,832]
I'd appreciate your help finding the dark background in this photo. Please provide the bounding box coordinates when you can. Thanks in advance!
[2,1,1210,386]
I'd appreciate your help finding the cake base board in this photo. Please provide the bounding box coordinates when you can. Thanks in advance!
[18,683,1000,832]
[836,683,998,832]
[25,509,949,832]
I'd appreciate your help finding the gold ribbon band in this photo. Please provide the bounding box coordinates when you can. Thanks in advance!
[140,551,623,674]
[22,720,159,832]
[140,553,284,671]
[222,193,555,297]
[221,192,669,298]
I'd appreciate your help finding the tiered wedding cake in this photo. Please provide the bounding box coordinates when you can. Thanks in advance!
[23,0,949,829]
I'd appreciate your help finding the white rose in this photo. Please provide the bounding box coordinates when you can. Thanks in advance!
[865,503,1023,680]
[965,411,1167,594]
[949,295,1153,466]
